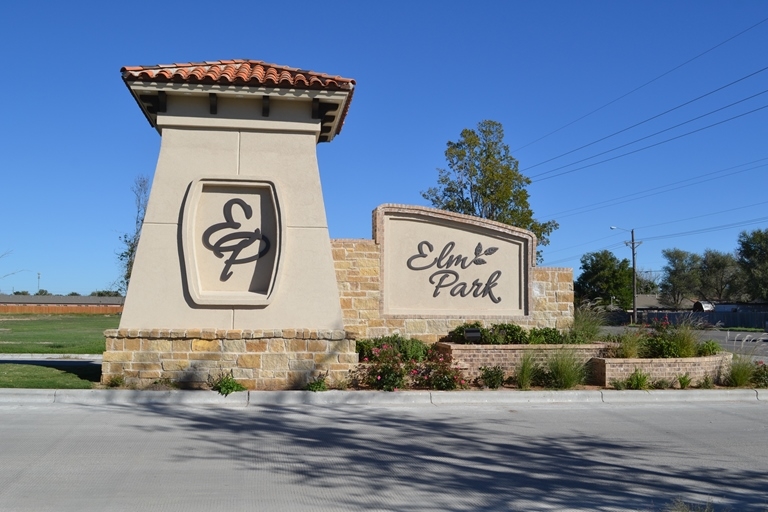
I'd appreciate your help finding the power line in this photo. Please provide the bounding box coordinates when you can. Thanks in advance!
[513,16,768,152]
[530,103,768,183]
[523,65,768,172]
[538,159,768,220]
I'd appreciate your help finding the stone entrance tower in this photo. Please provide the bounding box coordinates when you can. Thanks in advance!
[103,60,357,389]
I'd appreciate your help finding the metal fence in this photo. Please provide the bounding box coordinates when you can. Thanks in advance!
[640,311,768,330]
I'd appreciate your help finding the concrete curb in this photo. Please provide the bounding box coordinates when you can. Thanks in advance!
[600,389,760,403]
[0,388,764,406]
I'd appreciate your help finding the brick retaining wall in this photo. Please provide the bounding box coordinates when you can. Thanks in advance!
[102,328,357,390]
[433,342,611,381]
[592,353,733,387]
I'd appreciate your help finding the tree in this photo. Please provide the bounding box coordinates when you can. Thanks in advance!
[737,228,768,301]
[697,249,745,302]
[659,248,701,308]
[422,120,558,261]
[574,250,633,309]
[117,175,150,295]
[636,269,660,295]
[34,289,52,296]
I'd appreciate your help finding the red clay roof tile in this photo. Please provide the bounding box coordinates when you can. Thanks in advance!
[121,59,355,92]
[122,59,355,139]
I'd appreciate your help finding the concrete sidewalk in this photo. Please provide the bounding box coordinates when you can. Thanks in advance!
[0,387,762,406]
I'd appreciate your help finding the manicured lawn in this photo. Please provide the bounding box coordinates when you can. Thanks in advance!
[0,363,96,388]
[0,314,118,354]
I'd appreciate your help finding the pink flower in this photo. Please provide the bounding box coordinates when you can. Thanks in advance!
[363,357,368,362]
[377,375,381,380]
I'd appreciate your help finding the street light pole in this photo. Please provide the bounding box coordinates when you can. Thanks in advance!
[611,227,642,325]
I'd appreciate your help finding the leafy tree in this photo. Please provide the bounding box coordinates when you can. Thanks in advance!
[90,290,121,297]
[636,269,660,295]
[422,120,558,261]
[659,248,701,308]
[67,292,81,296]
[13,290,29,295]
[697,249,745,301]
[34,289,52,296]
[575,250,632,309]
[117,175,150,294]
[737,228,768,301]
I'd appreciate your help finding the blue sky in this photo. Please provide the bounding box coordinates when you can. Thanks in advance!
[1,1,766,295]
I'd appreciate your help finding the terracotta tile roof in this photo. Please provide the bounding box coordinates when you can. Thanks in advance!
[122,59,355,140]
[121,59,355,91]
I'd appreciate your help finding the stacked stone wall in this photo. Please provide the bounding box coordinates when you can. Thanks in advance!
[102,328,355,390]
[332,239,574,342]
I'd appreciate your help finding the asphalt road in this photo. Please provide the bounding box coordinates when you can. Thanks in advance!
[1,400,767,512]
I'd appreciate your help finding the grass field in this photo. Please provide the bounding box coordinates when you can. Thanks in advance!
[0,363,97,388]
[0,314,119,354]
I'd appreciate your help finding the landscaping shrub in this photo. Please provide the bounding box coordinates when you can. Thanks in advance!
[696,340,720,357]
[304,373,329,392]
[356,335,428,362]
[727,356,754,387]
[652,378,672,389]
[753,361,768,388]
[625,368,651,390]
[616,329,644,358]
[699,373,714,389]
[479,365,505,389]
[208,370,246,396]
[515,352,539,390]
[488,323,528,344]
[363,344,409,391]
[643,319,698,358]
[413,347,466,390]
[542,350,585,389]
[568,302,604,343]
[529,327,565,345]
[677,373,692,389]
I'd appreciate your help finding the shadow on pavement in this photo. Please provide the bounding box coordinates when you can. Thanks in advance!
[119,402,767,511]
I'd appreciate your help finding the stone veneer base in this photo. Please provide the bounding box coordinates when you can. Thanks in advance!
[102,328,357,390]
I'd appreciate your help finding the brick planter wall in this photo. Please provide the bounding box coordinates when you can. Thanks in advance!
[433,342,612,381]
[102,328,356,390]
[592,353,733,387]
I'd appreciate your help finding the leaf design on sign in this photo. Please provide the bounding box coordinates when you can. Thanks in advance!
[474,258,487,265]
[475,243,483,257]
[484,247,498,256]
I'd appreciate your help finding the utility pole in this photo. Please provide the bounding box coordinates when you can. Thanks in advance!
[611,227,642,325]
[37,273,40,293]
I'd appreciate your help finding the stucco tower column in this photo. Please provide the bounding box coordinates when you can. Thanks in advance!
[118,60,355,331]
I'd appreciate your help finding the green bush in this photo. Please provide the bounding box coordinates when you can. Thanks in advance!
[446,321,487,343]
[696,340,720,357]
[643,320,698,358]
[543,350,585,389]
[625,368,651,390]
[753,361,768,388]
[479,365,506,389]
[699,373,714,389]
[515,352,539,390]
[304,373,328,392]
[529,327,565,345]
[488,323,528,344]
[413,347,467,390]
[568,302,604,343]
[208,370,247,396]
[652,378,672,389]
[727,356,754,387]
[363,344,409,391]
[616,329,644,358]
[356,335,427,362]
[677,373,692,390]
